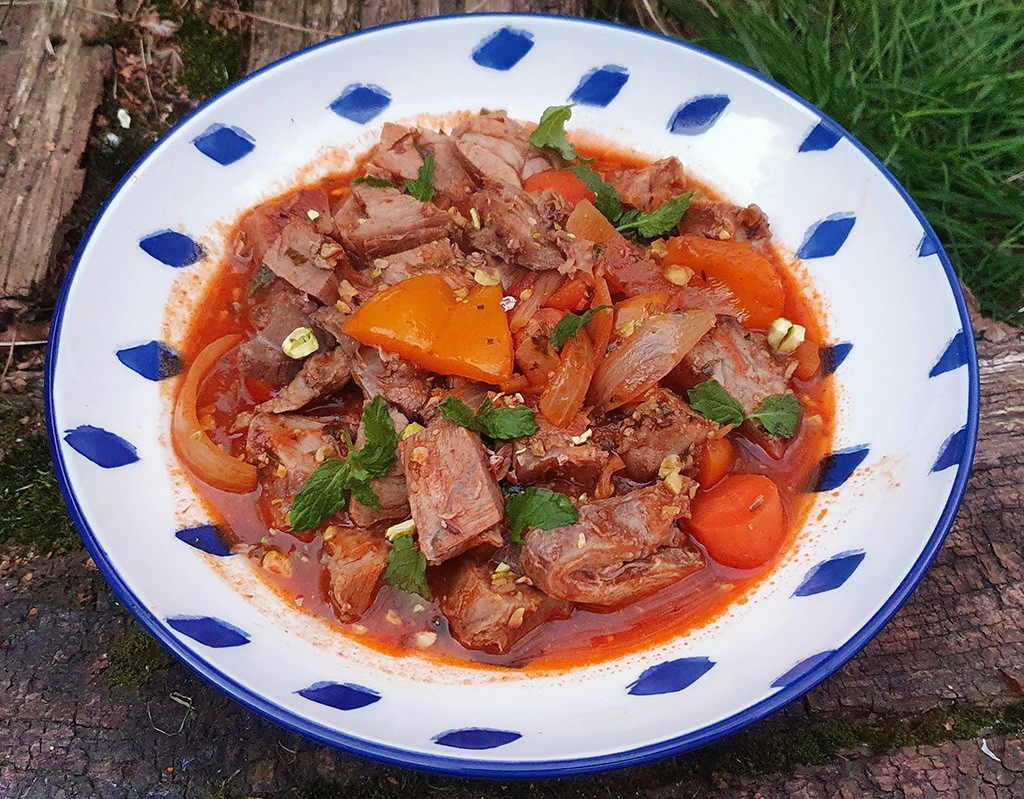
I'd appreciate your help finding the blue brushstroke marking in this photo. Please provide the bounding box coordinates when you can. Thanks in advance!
[798,121,842,152]
[328,84,392,124]
[63,426,139,468]
[812,445,869,492]
[797,214,856,259]
[820,342,853,377]
[929,330,969,377]
[166,615,250,648]
[139,230,204,268]
[794,551,866,597]
[771,650,836,688]
[116,341,182,381]
[175,524,233,557]
[296,681,381,711]
[471,26,534,71]
[627,657,715,696]
[192,123,256,166]
[434,728,523,750]
[668,95,730,135]
[918,231,939,257]
[569,65,629,107]
[932,426,968,473]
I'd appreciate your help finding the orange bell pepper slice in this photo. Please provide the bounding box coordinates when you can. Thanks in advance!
[664,235,784,330]
[344,274,513,384]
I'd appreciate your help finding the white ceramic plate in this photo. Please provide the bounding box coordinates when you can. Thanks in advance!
[47,14,978,776]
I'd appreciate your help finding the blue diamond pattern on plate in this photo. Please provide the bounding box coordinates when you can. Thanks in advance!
[797,213,856,259]
[139,230,204,268]
[819,342,852,377]
[929,330,968,377]
[569,65,629,107]
[192,123,256,166]
[175,524,233,556]
[794,551,866,597]
[471,26,534,71]
[798,121,842,152]
[63,425,139,468]
[668,95,730,135]
[166,615,251,648]
[932,425,968,473]
[434,728,523,750]
[627,657,715,696]
[328,84,392,124]
[116,341,182,381]
[771,649,836,688]
[812,445,869,492]
[296,681,381,711]
[918,231,939,257]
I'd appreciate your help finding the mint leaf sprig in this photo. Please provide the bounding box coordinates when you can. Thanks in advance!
[438,397,539,440]
[615,192,693,240]
[549,306,614,350]
[687,379,803,439]
[530,105,580,162]
[506,487,579,546]
[405,155,435,202]
[352,175,394,188]
[289,396,398,531]
[383,531,432,600]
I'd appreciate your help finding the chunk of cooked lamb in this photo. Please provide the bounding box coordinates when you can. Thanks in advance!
[235,188,334,268]
[350,346,434,419]
[609,388,720,482]
[416,128,476,201]
[451,111,547,189]
[400,420,504,564]
[440,559,572,654]
[513,413,612,492]
[262,221,340,305]
[348,405,411,528]
[257,337,358,413]
[520,484,704,606]
[607,158,690,213]
[375,238,472,289]
[369,123,424,181]
[246,412,342,529]
[339,183,452,257]
[238,283,318,385]
[321,527,389,622]
[677,198,771,246]
[469,183,572,272]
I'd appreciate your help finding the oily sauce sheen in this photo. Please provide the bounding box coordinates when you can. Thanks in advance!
[180,135,833,670]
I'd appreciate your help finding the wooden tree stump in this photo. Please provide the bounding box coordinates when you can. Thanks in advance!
[0,0,115,296]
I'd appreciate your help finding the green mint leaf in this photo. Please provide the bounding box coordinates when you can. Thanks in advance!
[249,264,275,296]
[506,487,579,546]
[383,534,432,600]
[475,398,539,440]
[616,192,693,239]
[530,105,578,162]
[438,396,481,433]
[404,155,435,202]
[349,480,382,511]
[350,396,398,478]
[549,306,614,349]
[750,392,803,438]
[687,379,746,427]
[567,164,623,223]
[289,459,352,532]
[352,175,394,188]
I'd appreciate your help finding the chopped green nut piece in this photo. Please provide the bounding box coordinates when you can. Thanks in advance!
[401,422,425,440]
[767,317,806,353]
[282,327,319,359]
[385,518,417,541]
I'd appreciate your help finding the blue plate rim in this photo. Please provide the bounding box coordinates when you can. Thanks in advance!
[45,12,980,778]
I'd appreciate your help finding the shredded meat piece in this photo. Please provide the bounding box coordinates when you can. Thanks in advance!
[262,221,340,305]
[416,128,475,202]
[451,111,548,189]
[441,559,572,654]
[339,183,452,257]
[349,406,411,528]
[257,337,358,414]
[520,484,704,606]
[608,158,690,212]
[369,123,424,181]
[321,528,389,622]
[235,187,334,268]
[609,388,720,482]
[350,346,435,419]
[238,283,318,385]
[513,413,613,493]
[374,238,473,289]
[400,420,505,564]
[469,184,572,272]
[677,198,771,248]
[245,412,342,529]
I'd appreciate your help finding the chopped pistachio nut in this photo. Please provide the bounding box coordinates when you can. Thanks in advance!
[663,471,685,495]
[570,428,593,445]
[617,319,641,339]
[401,422,425,440]
[469,207,481,229]
[658,453,684,480]
[492,562,513,581]
[385,609,402,626]
[649,239,668,259]
[385,518,417,541]
[336,300,353,314]
[414,631,438,648]
[473,268,501,286]
[261,550,292,577]
[507,607,526,629]
[577,531,587,549]
[320,241,343,258]
[565,232,576,241]
[453,287,470,301]
[275,463,288,479]
[306,209,320,221]
[664,264,694,286]
[767,317,806,353]
[282,326,319,359]
[338,279,359,299]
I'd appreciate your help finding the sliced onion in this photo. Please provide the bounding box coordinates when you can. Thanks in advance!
[509,270,563,332]
[587,310,715,414]
[540,331,596,426]
[172,334,258,494]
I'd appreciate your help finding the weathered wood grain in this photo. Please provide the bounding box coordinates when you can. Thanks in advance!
[0,0,115,296]
[247,0,583,72]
